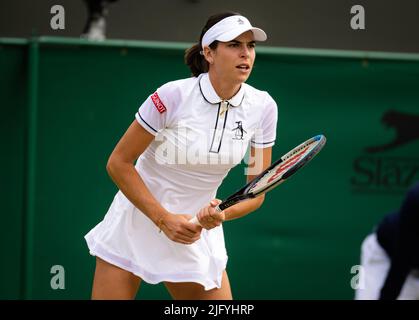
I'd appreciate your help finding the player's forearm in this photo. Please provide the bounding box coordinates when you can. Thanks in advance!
[224,195,265,221]
[106,160,168,225]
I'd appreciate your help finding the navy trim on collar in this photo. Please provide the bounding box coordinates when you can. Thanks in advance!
[198,73,245,107]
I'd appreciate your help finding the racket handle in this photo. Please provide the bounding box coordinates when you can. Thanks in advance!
[189,216,201,226]
[190,205,222,226]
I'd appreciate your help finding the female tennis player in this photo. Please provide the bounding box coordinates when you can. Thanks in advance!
[85,11,278,300]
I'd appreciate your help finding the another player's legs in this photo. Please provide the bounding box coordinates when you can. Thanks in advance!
[164,270,233,300]
[91,257,141,299]
[355,234,390,300]
[398,271,419,300]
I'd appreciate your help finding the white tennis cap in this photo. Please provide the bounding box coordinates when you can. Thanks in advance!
[201,15,267,49]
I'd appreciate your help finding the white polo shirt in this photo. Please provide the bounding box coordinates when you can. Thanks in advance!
[85,72,278,290]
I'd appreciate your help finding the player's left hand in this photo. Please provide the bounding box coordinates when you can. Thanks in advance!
[196,199,225,230]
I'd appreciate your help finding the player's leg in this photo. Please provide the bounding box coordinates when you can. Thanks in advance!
[397,270,419,300]
[91,256,141,299]
[390,182,419,299]
[355,233,390,300]
[164,270,233,300]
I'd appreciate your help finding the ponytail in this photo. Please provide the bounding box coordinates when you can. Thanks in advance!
[184,43,208,77]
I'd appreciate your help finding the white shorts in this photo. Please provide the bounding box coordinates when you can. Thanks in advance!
[84,191,228,291]
[355,233,419,300]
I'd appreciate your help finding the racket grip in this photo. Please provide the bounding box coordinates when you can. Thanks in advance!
[189,205,222,226]
[189,216,201,226]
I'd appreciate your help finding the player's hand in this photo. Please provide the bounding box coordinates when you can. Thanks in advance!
[196,199,225,230]
[159,213,202,245]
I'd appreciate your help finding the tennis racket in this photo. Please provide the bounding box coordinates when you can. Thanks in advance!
[190,134,326,225]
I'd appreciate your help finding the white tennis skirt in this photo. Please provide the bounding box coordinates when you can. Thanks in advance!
[84,191,228,291]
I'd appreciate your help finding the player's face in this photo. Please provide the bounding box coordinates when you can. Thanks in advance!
[209,31,256,85]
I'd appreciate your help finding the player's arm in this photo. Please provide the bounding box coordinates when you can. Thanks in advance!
[106,120,201,244]
[223,146,272,221]
[106,120,167,225]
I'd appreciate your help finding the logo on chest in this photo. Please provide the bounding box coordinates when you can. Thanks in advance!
[232,121,247,140]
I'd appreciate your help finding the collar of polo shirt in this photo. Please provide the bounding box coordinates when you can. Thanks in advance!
[199,73,245,107]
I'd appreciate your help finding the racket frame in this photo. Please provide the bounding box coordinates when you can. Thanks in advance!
[216,134,326,211]
[191,134,326,224]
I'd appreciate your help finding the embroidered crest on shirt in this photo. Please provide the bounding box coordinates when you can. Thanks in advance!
[151,92,167,114]
[232,121,247,140]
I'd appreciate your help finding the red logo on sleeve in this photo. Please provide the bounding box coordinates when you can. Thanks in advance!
[150,92,167,114]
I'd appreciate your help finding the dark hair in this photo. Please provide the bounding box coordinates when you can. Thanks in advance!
[185,11,241,77]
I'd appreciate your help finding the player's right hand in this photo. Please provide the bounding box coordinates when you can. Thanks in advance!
[196,199,225,230]
[159,213,202,245]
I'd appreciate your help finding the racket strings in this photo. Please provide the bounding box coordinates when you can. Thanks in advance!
[248,136,325,195]
[267,144,311,183]
[282,141,316,161]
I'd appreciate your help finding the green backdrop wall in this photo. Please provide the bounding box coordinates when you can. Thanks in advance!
[1,37,419,299]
